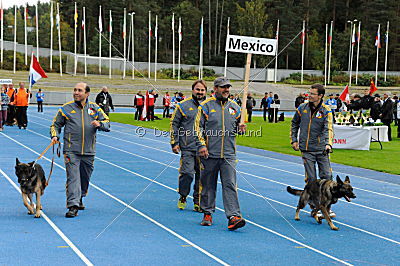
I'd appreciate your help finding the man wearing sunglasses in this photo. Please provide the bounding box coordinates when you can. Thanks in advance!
[290,83,335,217]
[50,82,110,218]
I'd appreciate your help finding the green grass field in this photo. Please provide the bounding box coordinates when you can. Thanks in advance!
[109,113,400,175]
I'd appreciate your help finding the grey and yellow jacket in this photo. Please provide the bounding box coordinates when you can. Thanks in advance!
[50,100,110,155]
[170,97,202,152]
[290,101,333,152]
[194,97,242,159]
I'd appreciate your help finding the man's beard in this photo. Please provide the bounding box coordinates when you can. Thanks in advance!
[215,93,228,102]
[193,94,206,101]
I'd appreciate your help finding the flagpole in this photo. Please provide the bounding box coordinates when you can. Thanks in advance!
[375,24,380,87]
[123,8,126,79]
[73,2,76,75]
[83,7,87,77]
[384,21,389,82]
[154,15,158,81]
[274,19,279,83]
[57,3,62,76]
[109,10,112,79]
[28,51,33,92]
[131,12,135,80]
[13,5,17,74]
[178,17,181,82]
[327,21,333,84]
[324,23,327,87]
[347,21,353,74]
[35,5,39,60]
[24,5,28,65]
[199,17,204,80]
[349,23,355,86]
[355,21,361,85]
[172,13,175,79]
[50,1,54,70]
[224,17,230,77]
[301,20,305,84]
[148,11,151,79]
[0,0,3,67]
[218,0,225,54]
[99,5,102,75]
[214,0,218,56]
[208,1,211,60]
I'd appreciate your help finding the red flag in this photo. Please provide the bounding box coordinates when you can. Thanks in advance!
[339,85,349,102]
[300,30,305,44]
[369,79,378,95]
[141,90,149,121]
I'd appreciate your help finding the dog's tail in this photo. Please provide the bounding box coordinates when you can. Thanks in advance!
[287,186,303,196]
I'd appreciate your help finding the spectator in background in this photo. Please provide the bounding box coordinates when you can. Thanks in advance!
[234,94,242,106]
[393,95,398,126]
[178,92,185,101]
[380,92,393,141]
[36,88,45,112]
[267,92,274,122]
[246,92,256,122]
[0,86,10,131]
[325,94,337,113]
[134,91,145,120]
[14,82,31,129]
[360,89,374,110]
[334,94,343,112]
[95,86,114,117]
[5,83,16,126]
[346,94,362,111]
[163,92,171,118]
[171,92,179,109]
[147,89,158,121]
[295,92,305,108]
[260,92,272,122]
[272,94,280,123]
[396,99,400,138]
[371,94,382,121]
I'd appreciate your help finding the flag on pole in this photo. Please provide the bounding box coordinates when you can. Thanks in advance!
[0,1,3,21]
[375,27,381,48]
[351,26,356,45]
[99,10,102,32]
[109,13,112,33]
[300,27,305,44]
[56,11,60,30]
[328,24,332,43]
[25,7,28,20]
[356,26,361,43]
[178,17,182,42]
[74,5,78,28]
[81,15,85,30]
[339,85,350,102]
[385,28,388,43]
[29,54,48,86]
[369,79,378,95]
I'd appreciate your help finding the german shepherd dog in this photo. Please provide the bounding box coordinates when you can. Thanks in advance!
[287,176,356,230]
[15,158,47,218]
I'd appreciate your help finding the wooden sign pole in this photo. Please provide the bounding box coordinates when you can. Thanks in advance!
[240,53,252,124]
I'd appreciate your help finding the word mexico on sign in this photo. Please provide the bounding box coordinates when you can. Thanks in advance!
[226,35,277,56]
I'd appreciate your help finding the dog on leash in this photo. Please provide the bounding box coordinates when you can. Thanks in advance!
[15,158,47,218]
[287,175,356,230]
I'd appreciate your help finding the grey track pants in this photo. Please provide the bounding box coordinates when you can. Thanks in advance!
[178,150,200,204]
[301,151,332,183]
[64,153,95,208]
[199,157,241,218]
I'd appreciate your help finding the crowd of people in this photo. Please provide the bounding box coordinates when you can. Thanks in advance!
[294,88,400,140]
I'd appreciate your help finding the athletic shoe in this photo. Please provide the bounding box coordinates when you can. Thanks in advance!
[65,206,78,218]
[193,203,201,212]
[228,216,246,231]
[78,197,85,210]
[177,195,187,210]
[329,210,336,218]
[200,214,212,226]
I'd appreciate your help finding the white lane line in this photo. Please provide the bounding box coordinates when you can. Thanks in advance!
[24,120,400,219]
[110,121,400,187]
[0,133,229,266]
[20,126,400,249]
[5,126,353,266]
[0,168,94,266]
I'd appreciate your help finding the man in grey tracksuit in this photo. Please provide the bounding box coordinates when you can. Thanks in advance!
[194,77,246,231]
[50,82,110,218]
[291,83,334,184]
[170,80,207,212]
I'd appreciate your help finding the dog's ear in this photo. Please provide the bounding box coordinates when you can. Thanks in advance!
[28,161,35,167]
[336,176,344,185]
[344,176,350,183]
[16,158,20,165]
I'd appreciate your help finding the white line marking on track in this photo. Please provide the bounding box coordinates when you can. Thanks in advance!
[0,168,94,266]
[0,132,229,266]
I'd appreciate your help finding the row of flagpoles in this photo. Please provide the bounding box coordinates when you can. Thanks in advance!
[319,20,390,88]
[0,1,392,84]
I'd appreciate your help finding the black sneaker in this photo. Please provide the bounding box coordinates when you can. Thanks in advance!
[228,216,246,231]
[78,198,85,210]
[65,206,78,218]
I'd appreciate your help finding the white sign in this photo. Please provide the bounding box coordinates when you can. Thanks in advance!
[270,104,280,109]
[226,34,277,56]
[333,125,371,150]
[0,79,13,84]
